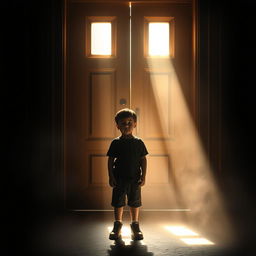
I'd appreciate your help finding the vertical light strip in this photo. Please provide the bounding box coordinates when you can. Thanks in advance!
[129,2,132,108]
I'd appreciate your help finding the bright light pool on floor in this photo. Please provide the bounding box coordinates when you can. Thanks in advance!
[107,226,145,245]
[164,225,215,245]
[180,238,214,245]
[164,226,198,236]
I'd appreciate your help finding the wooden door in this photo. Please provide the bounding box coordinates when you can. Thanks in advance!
[65,0,193,209]
[131,2,193,208]
[65,1,130,209]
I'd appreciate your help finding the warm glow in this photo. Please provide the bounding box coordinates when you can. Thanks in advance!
[108,226,132,238]
[149,22,169,56]
[120,226,131,237]
[146,53,233,245]
[180,238,214,245]
[91,22,111,55]
[107,226,145,245]
[164,225,215,245]
[164,226,198,236]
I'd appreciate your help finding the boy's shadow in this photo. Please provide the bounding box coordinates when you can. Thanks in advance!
[108,238,154,256]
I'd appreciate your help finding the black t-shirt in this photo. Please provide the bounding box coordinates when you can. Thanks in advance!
[107,136,148,181]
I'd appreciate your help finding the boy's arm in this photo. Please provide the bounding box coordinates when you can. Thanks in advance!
[108,157,117,187]
[139,156,147,186]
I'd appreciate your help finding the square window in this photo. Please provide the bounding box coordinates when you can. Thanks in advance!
[86,17,116,58]
[91,22,112,55]
[144,17,175,58]
[149,22,169,56]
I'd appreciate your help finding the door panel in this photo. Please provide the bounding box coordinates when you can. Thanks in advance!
[143,72,173,138]
[65,1,193,209]
[89,71,116,138]
[66,1,130,209]
[131,2,192,208]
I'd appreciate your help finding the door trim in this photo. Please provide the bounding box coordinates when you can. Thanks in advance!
[62,0,199,210]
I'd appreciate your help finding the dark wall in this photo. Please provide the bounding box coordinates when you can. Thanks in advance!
[2,0,64,209]
[221,0,256,245]
[198,0,256,247]
[2,1,64,251]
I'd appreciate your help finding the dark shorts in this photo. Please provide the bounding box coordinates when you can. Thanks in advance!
[111,180,142,208]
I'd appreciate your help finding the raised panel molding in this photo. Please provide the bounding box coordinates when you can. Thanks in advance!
[88,69,116,139]
[143,70,174,139]
[89,154,109,186]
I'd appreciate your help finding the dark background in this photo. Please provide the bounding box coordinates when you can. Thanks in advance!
[2,0,256,254]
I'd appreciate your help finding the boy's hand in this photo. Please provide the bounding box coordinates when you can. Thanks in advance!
[138,177,145,186]
[109,177,117,187]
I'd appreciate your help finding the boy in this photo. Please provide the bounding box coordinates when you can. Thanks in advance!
[107,108,148,240]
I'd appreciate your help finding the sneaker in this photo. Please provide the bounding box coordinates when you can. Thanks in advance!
[130,222,144,240]
[109,221,123,240]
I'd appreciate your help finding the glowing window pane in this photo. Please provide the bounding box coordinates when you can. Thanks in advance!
[91,22,111,55]
[149,22,169,56]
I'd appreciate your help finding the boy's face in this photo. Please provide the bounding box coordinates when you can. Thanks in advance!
[117,117,137,136]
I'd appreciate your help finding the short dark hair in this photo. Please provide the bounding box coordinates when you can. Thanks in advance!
[115,108,137,124]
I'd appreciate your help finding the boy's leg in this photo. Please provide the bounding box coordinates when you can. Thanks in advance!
[129,206,139,222]
[129,207,143,240]
[115,206,124,222]
[110,182,126,240]
[127,183,143,240]
[109,207,124,240]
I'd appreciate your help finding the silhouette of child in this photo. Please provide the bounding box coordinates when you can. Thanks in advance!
[107,108,148,240]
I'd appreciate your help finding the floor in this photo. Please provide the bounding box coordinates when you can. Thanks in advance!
[24,211,252,256]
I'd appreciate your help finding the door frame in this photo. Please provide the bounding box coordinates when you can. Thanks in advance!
[60,0,220,209]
